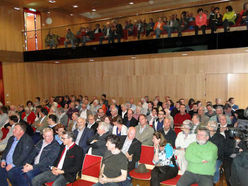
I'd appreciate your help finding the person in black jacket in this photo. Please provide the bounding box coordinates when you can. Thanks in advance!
[159,117,176,147]
[207,120,225,184]
[209,7,223,34]
[123,109,138,128]
[10,128,60,185]
[120,127,141,172]
[32,131,84,186]
[0,123,34,186]
[88,122,110,156]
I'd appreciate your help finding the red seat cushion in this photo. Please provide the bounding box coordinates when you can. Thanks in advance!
[1,128,9,140]
[161,175,198,185]
[70,180,95,186]
[161,175,181,185]
[45,182,72,186]
[129,169,152,180]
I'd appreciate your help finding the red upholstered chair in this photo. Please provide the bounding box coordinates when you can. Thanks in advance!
[46,154,102,186]
[129,145,154,180]
[1,127,9,140]
[160,175,198,186]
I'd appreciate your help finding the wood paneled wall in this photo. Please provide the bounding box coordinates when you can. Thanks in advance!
[2,49,248,108]
[0,5,24,52]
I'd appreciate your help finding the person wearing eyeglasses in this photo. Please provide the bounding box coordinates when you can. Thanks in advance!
[32,131,84,186]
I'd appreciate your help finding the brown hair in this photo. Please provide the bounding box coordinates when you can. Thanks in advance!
[54,123,65,132]
[153,131,167,147]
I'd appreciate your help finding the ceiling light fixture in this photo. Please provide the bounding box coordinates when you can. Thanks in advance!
[131,56,136,59]
[182,53,188,56]
[89,59,94,62]
[73,5,78,8]
[49,0,56,4]
[92,8,96,12]
[129,2,134,5]
[54,61,60,64]
[70,13,74,16]
[47,11,51,14]
[14,7,21,11]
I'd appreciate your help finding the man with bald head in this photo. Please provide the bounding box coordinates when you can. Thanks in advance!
[73,117,94,154]
[120,127,141,172]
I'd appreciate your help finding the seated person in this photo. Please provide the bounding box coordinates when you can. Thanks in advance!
[135,114,154,146]
[73,117,94,154]
[54,123,65,145]
[93,135,128,186]
[64,28,76,48]
[45,31,59,49]
[88,122,110,156]
[0,123,34,186]
[241,2,248,29]
[177,127,218,186]
[12,128,60,185]
[175,120,196,175]
[209,7,223,34]
[223,6,237,32]
[195,8,207,35]
[159,117,176,147]
[120,127,141,172]
[32,131,84,186]
[112,117,127,136]
[178,11,189,37]
[150,131,178,186]
[154,17,164,39]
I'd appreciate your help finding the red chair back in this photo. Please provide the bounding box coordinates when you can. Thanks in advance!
[81,154,103,182]
[139,145,154,166]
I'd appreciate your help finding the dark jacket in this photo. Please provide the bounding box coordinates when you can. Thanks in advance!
[120,136,141,172]
[123,117,138,128]
[88,131,110,156]
[2,133,33,166]
[86,122,98,134]
[159,128,177,148]
[26,139,60,172]
[209,132,225,160]
[73,127,94,153]
[53,144,84,183]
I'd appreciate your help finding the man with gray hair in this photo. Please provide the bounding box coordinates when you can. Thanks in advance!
[177,127,218,186]
[210,106,231,125]
[32,131,84,186]
[88,122,110,156]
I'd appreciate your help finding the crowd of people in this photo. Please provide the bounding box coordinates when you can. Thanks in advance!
[0,93,247,186]
[45,3,248,49]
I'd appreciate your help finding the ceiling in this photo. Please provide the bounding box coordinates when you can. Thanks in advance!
[2,0,231,20]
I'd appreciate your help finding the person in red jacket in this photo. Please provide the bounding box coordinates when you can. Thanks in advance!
[154,17,165,38]
[21,107,36,125]
[174,104,191,126]
[195,8,208,35]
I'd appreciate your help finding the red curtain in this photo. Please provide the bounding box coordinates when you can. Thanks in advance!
[0,62,5,105]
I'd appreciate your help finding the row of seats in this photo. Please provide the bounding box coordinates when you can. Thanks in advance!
[46,145,198,186]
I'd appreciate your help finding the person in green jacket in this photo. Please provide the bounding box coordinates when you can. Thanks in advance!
[177,127,218,186]
[223,5,237,32]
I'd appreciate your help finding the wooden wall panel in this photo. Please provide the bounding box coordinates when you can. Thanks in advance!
[0,5,24,52]
[228,74,248,109]
[2,50,248,108]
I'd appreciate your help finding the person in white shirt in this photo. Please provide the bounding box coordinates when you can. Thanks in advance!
[112,117,127,136]
[175,120,196,175]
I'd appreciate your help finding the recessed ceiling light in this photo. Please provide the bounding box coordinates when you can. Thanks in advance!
[182,53,188,56]
[14,7,21,11]
[49,0,56,3]
[70,13,74,16]
[92,9,96,12]
[73,5,78,8]
[47,11,51,14]
[131,56,136,59]
[129,2,134,5]
[89,59,94,62]
[54,61,60,64]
